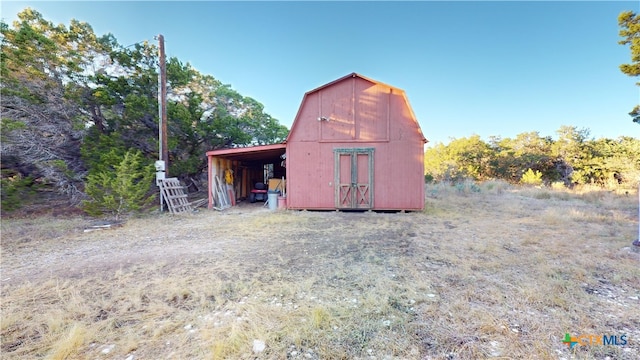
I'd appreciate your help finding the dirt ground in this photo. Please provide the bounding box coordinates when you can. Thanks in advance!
[1,183,639,359]
[2,202,418,284]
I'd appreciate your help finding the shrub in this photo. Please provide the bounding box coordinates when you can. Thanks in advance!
[455,180,481,195]
[521,168,543,186]
[82,149,155,220]
[533,191,552,200]
[0,171,36,212]
[480,179,511,195]
[424,174,434,183]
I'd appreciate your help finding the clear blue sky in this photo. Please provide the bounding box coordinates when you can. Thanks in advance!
[2,1,639,146]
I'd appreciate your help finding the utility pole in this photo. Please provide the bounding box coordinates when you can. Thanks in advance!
[154,34,169,212]
[158,34,168,176]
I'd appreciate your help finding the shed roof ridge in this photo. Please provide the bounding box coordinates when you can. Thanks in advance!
[305,72,405,95]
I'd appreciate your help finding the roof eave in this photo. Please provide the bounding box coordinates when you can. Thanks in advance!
[205,142,286,157]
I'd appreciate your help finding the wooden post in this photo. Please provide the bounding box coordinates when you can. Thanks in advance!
[207,154,213,209]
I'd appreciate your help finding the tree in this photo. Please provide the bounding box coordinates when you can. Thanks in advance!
[83,149,155,220]
[423,127,639,188]
[424,135,493,182]
[618,10,640,124]
[489,132,557,183]
[0,8,121,202]
[521,169,543,186]
[0,8,107,200]
[84,47,289,187]
[2,8,290,212]
[588,136,640,187]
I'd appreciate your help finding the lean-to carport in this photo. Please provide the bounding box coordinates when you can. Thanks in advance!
[206,143,286,209]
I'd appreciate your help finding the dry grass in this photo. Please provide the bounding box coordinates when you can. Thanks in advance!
[1,183,639,359]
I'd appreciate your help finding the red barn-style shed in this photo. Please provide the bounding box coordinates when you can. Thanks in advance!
[206,73,427,211]
[287,72,426,210]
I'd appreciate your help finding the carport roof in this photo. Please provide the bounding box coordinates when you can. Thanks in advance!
[205,143,286,162]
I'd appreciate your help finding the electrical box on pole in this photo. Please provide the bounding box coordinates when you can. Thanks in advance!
[155,160,166,186]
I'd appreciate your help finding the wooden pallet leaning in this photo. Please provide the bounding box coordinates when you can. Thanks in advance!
[211,175,231,211]
[159,178,193,214]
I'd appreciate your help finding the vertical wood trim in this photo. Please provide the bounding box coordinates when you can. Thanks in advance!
[387,89,391,142]
[244,166,248,198]
[211,158,219,208]
[216,159,222,183]
[319,91,323,140]
[285,149,290,201]
[334,150,339,208]
[351,152,357,206]
[352,76,356,140]
[369,148,375,208]
[207,155,213,209]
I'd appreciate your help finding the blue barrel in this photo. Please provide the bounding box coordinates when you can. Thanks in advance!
[268,192,278,210]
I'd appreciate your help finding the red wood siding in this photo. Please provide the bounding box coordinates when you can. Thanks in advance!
[287,141,335,209]
[293,92,319,142]
[320,79,354,141]
[355,79,389,141]
[286,73,425,210]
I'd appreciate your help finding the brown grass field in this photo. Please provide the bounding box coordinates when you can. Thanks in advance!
[1,182,639,359]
